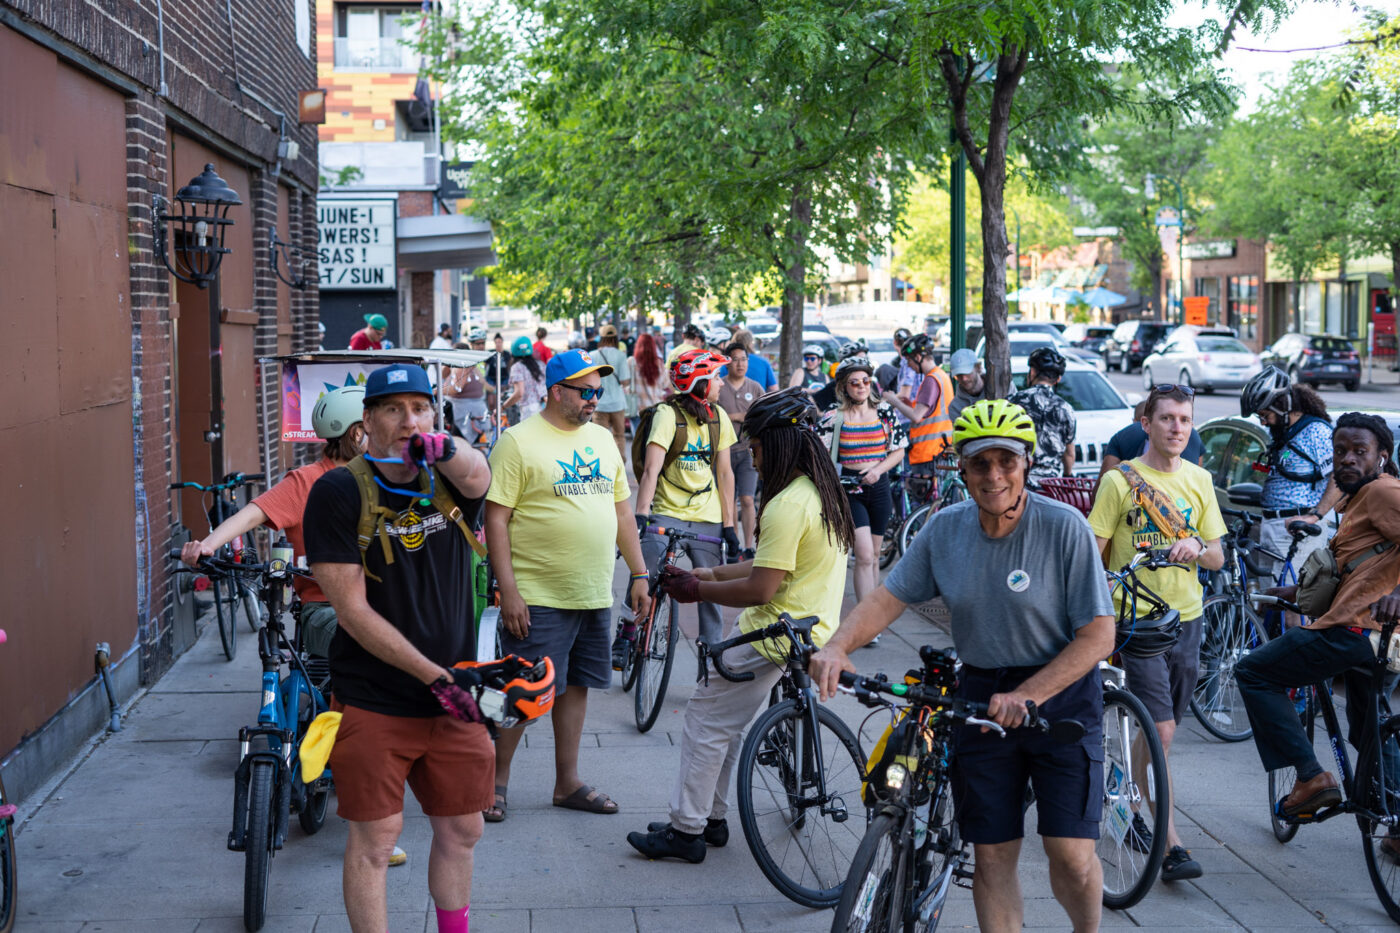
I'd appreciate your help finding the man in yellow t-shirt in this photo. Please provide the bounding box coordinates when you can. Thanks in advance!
[484,349,652,821]
[634,348,738,650]
[625,387,853,863]
[665,322,706,367]
[1087,384,1225,885]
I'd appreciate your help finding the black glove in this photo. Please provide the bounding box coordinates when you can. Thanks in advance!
[636,513,651,535]
[659,565,701,603]
[722,526,743,563]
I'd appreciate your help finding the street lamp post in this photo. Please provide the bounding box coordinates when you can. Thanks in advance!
[1145,173,1186,325]
[153,163,243,481]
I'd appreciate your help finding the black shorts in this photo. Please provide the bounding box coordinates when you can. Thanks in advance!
[1122,614,1202,724]
[499,606,611,694]
[841,468,893,537]
[951,666,1104,845]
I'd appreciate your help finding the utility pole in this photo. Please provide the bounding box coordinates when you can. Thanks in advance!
[1146,173,1186,325]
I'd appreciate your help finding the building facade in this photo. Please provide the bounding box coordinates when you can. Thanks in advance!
[1,0,320,800]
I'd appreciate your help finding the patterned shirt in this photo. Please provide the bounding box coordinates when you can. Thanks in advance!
[1009,383,1077,480]
[1261,418,1333,509]
[838,420,888,467]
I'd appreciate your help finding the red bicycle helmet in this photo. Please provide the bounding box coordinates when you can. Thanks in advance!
[451,655,556,727]
[670,348,727,396]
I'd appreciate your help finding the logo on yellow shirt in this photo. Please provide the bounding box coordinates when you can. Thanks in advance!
[554,449,613,497]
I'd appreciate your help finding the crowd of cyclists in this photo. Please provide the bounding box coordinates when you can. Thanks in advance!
[180,314,1400,932]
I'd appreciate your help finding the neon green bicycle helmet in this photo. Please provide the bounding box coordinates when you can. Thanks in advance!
[952,398,1037,456]
[311,385,365,440]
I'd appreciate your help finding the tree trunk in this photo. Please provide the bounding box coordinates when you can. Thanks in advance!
[1391,241,1400,307]
[778,188,812,385]
[979,168,1012,398]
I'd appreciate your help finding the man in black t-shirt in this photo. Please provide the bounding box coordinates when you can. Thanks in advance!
[304,363,492,933]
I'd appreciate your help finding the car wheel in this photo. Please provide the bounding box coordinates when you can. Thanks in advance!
[1289,365,1301,384]
[1142,367,1154,391]
[1119,355,1131,374]
[1179,368,1193,392]
[1346,380,1360,392]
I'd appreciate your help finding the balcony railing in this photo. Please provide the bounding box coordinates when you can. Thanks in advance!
[333,37,417,73]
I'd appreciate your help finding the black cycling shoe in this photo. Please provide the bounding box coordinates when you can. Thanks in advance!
[1127,812,1153,854]
[626,825,705,863]
[1160,845,1203,882]
[647,818,728,847]
[611,632,632,671]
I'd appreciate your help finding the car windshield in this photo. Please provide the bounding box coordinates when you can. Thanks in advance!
[865,337,896,352]
[1313,337,1354,352]
[1011,370,1127,411]
[1197,337,1251,353]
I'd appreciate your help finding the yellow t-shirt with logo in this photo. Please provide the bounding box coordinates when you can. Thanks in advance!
[487,416,630,609]
[665,343,691,367]
[1087,458,1227,622]
[740,476,849,663]
[647,405,737,523]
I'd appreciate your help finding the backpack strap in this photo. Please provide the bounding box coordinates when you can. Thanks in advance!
[426,468,488,559]
[1344,540,1396,574]
[346,456,401,583]
[1116,462,1194,540]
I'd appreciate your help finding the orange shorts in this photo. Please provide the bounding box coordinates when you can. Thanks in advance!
[328,701,495,822]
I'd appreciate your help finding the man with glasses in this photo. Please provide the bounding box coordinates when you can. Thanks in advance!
[483,349,652,822]
[1087,383,1226,884]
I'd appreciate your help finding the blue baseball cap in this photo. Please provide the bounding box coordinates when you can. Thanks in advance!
[545,349,614,388]
[364,363,433,400]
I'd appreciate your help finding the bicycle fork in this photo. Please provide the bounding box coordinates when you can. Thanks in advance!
[790,693,850,824]
[230,665,292,853]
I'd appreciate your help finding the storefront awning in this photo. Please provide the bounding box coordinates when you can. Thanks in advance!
[396,214,497,272]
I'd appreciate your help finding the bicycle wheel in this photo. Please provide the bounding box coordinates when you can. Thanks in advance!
[831,810,908,933]
[917,787,963,933]
[634,597,677,733]
[738,700,868,908]
[0,776,15,933]
[210,576,237,661]
[294,690,329,836]
[879,527,901,570]
[899,504,933,555]
[1098,687,1169,909]
[619,617,641,693]
[237,581,264,632]
[243,759,276,932]
[1357,717,1400,923]
[1267,687,1316,843]
[1190,595,1267,742]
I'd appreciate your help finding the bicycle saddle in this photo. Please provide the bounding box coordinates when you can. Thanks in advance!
[1288,520,1323,539]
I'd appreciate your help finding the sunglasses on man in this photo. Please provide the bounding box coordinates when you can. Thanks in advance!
[556,383,604,401]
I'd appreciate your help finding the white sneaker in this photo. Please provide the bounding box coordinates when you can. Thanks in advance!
[388,845,407,867]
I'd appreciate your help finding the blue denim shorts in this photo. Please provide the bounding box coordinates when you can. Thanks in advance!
[950,666,1104,844]
[500,605,612,694]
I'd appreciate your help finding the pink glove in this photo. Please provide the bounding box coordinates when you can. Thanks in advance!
[659,566,701,603]
[430,677,484,723]
[404,432,457,467]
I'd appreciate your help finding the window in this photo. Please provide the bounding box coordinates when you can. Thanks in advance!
[1194,276,1221,324]
[334,4,421,71]
[1197,337,1251,353]
[1227,275,1258,342]
[1198,426,1235,479]
[1224,433,1267,488]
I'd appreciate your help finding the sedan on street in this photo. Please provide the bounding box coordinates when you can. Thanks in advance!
[1140,332,1260,393]
[1261,333,1361,391]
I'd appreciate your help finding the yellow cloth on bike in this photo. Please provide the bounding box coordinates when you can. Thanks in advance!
[487,416,631,609]
[1088,458,1226,622]
[299,711,342,782]
[739,476,848,664]
[646,406,736,524]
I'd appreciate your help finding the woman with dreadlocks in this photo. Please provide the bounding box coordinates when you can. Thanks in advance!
[625,387,854,864]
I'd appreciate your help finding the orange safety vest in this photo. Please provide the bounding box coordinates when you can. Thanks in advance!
[908,368,955,464]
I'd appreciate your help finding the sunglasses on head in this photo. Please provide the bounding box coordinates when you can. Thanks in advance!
[556,383,603,401]
[1150,383,1195,398]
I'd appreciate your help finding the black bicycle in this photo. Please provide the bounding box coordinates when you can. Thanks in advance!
[831,649,1084,932]
[171,471,267,660]
[703,613,868,908]
[1252,593,1400,922]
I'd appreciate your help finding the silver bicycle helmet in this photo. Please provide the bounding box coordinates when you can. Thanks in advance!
[1240,365,1292,418]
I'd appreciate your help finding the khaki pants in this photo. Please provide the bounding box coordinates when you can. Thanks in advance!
[595,408,627,462]
[669,641,784,834]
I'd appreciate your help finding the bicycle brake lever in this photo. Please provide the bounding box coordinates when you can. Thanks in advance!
[964,715,1006,737]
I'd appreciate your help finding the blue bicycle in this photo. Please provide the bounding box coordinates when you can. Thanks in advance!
[173,550,329,932]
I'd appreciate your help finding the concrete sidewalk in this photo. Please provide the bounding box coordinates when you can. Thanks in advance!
[11,576,1400,931]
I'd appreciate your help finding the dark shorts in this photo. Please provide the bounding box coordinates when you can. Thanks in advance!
[1122,614,1203,724]
[500,605,612,693]
[328,701,494,822]
[731,446,758,499]
[841,469,893,537]
[951,666,1104,845]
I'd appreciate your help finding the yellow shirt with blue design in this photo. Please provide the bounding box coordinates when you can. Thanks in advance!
[1087,458,1227,622]
[647,405,737,523]
[487,415,630,609]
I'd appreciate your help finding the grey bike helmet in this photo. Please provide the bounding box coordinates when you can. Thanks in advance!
[837,342,864,361]
[803,343,826,359]
[468,326,488,342]
[1115,607,1183,659]
[742,387,820,441]
[1240,365,1292,418]
[833,356,875,399]
[312,385,365,440]
[707,327,732,347]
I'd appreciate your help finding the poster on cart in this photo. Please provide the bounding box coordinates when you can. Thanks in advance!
[280,362,375,441]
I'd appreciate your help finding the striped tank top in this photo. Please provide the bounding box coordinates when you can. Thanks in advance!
[838,419,887,467]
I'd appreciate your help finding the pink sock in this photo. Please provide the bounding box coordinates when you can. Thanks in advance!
[435,904,469,933]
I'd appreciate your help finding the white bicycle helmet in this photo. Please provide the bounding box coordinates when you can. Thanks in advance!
[468,326,488,342]
[312,386,366,440]
[707,327,733,347]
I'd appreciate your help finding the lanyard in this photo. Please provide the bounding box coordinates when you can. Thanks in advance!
[364,454,434,506]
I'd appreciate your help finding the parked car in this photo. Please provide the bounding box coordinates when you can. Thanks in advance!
[1261,333,1361,391]
[977,329,1107,372]
[934,314,983,349]
[862,335,899,369]
[1062,324,1116,355]
[1103,319,1174,373]
[761,330,843,368]
[1007,358,1133,476]
[1197,408,1400,515]
[1140,332,1261,394]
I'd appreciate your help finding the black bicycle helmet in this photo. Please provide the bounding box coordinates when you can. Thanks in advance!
[1240,365,1292,418]
[901,334,934,359]
[1027,346,1066,378]
[742,386,819,441]
[683,322,705,341]
[1115,607,1183,659]
[837,341,864,361]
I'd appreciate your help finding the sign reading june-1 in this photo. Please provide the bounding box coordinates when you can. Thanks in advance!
[317,198,396,290]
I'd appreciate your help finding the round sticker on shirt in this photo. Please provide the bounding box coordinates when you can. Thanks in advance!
[744,392,753,401]
[1006,569,1030,593]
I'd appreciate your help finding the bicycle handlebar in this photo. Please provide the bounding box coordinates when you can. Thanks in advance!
[1250,593,1304,615]
[645,525,724,546]
[700,612,820,683]
[169,471,266,493]
[167,549,313,579]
